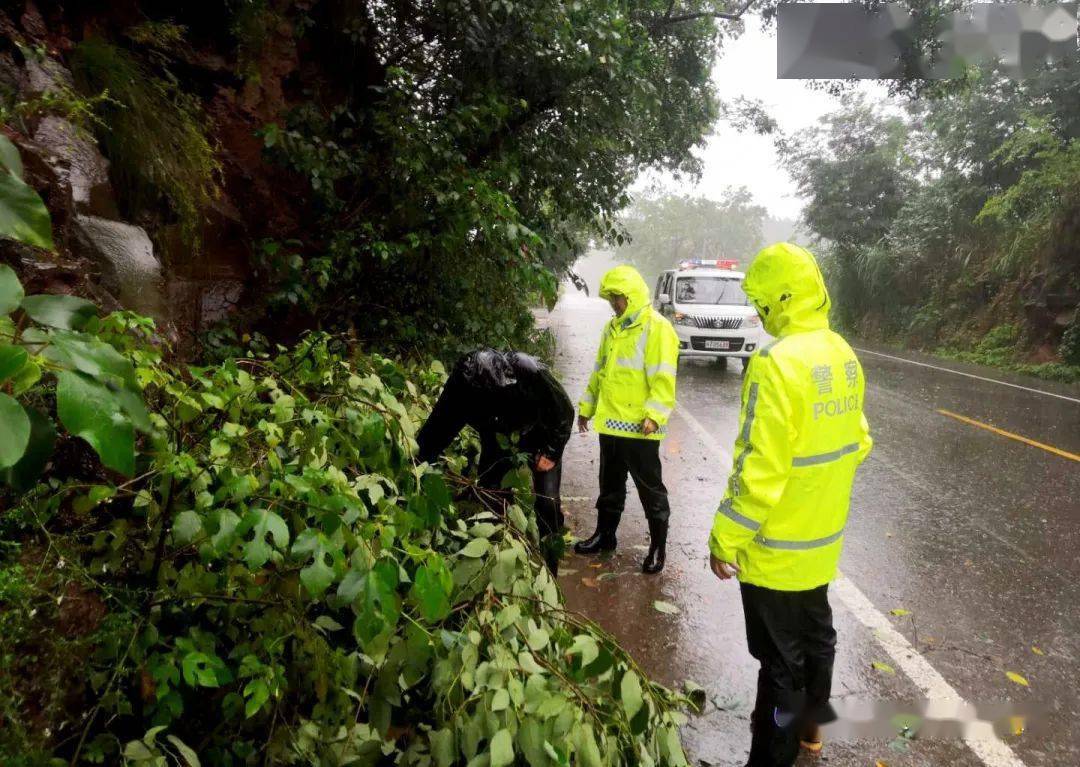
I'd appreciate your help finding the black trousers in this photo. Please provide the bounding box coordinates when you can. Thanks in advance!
[740,582,837,767]
[477,436,564,549]
[596,434,670,524]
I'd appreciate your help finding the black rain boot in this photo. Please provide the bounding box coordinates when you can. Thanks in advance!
[642,519,667,574]
[574,511,619,554]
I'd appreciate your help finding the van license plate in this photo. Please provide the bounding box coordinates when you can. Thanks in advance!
[704,339,730,350]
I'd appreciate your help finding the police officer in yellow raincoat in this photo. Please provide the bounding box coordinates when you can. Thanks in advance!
[708,243,872,766]
[576,265,679,573]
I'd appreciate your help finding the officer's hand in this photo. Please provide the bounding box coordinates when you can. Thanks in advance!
[642,418,658,436]
[577,415,590,433]
[535,455,556,472]
[709,554,738,580]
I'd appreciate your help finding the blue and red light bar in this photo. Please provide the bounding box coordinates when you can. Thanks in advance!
[677,258,739,270]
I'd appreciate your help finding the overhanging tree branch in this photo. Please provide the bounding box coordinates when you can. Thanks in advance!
[651,0,758,29]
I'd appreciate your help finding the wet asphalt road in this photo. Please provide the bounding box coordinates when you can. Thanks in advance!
[543,292,1080,767]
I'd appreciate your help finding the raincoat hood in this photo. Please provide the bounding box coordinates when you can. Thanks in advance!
[743,243,831,337]
[598,265,651,321]
[461,349,518,389]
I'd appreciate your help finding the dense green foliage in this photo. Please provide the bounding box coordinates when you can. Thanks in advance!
[241,0,727,353]
[0,4,745,761]
[0,265,151,483]
[0,316,697,766]
[777,64,1080,380]
[0,2,742,359]
[613,190,766,285]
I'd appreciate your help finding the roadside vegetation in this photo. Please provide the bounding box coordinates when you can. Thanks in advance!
[612,189,768,284]
[771,64,1080,383]
[0,267,695,764]
[1,1,730,764]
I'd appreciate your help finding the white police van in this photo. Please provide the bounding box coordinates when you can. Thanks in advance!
[653,259,771,368]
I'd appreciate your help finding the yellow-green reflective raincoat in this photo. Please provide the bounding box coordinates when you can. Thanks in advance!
[578,265,679,440]
[708,243,873,591]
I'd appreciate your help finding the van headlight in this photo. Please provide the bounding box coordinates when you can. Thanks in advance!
[746,314,761,327]
[673,313,693,326]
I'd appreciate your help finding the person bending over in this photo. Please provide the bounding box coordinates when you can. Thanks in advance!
[417,349,574,574]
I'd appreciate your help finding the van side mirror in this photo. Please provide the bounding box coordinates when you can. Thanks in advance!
[658,293,671,305]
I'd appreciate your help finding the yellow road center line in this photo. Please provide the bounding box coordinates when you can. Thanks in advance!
[936,409,1080,463]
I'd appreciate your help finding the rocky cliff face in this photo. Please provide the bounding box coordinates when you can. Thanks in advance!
[0,1,310,347]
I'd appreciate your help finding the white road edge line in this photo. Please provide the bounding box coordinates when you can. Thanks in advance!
[855,347,1080,405]
[673,402,733,466]
[674,405,1027,767]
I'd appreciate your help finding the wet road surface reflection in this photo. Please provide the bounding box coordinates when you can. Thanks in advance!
[544,292,1079,767]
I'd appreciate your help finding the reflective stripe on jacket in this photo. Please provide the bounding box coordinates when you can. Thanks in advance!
[578,265,679,441]
[708,243,873,590]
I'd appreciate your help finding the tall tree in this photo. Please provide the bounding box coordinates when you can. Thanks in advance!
[775,64,1080,363]
[258,0,759,352]
[615,189,767,284]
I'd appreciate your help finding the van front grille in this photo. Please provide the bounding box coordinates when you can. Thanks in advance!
[690,315,742,330]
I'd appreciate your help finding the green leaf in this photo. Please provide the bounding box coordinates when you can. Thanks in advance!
[652,600,679,615]
[527,627,550,651]
[337,567,367,603]
[662,725,687,766]
[9,359,40,395]
[872,661,896,675]
[0,406,54,489]
[0,264,24,314]
[0,135,24,177]
[489,729,514,767]
[352,560,401,647]
[572,724,602,767]
[0,168,54,249]
[172,511,203,545]
[461,537,492,558]
[313,615,344,632]
[0,392,30,468]
[422,471,452,511]
[210,509,241,554]
[20,294,97,330]
[122,740,156,760]
[56,370,135,475]
[568,635,599,666]
[411,559,452,621]
[0,344,27,382]
[243,678,270,717]
[292,530,339,597]
[430,728,455,767]
[72,484,116,514]
[491,687,510,712]
[46,330,138,389]
[582,646,616,679]
[535,694,568,719]
[241,508,290,569]
[111,386,152,433]
[181,652,230,688]
[165,734,201,767]
[620,670,643,720]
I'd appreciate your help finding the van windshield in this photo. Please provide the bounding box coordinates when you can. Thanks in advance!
[675,276,748,305]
